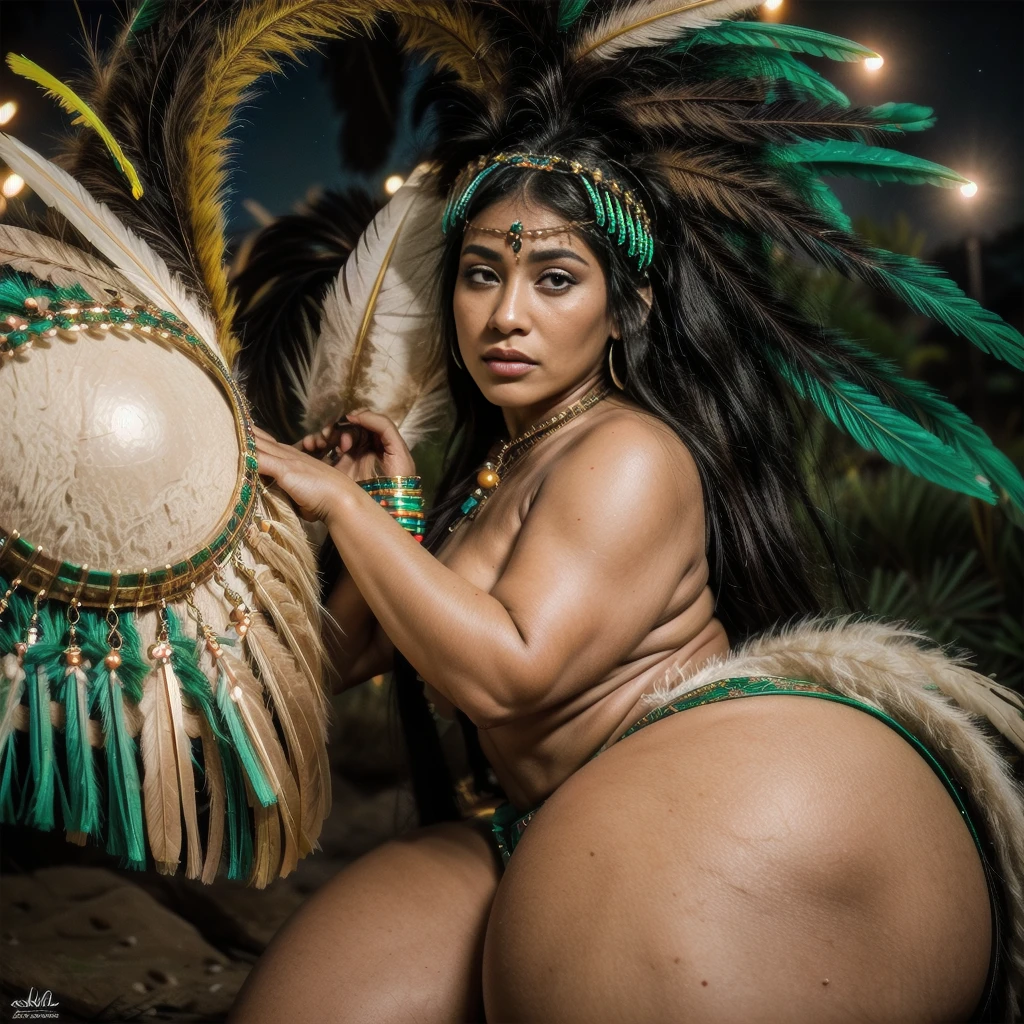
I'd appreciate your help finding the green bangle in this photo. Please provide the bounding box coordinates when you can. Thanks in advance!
[359,475,421,490]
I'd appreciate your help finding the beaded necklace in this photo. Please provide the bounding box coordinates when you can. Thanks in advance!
[449,381,612,533]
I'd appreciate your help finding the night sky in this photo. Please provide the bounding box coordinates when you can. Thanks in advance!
[0,1,1021,255]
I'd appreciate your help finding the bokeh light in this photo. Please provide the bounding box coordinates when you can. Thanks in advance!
[0,101,16,126]
[383,174,405,195]
[960,181,979,198]
[864,56,885,72]
[2,173,25,198]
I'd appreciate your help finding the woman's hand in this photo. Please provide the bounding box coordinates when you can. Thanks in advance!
[255,426,359,524]
[299,409,417,481]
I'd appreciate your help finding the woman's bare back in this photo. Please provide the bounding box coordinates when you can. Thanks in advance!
[427,396,730,808]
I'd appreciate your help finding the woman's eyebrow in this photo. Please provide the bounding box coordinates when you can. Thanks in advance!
[527,247,589,266]
[461,243,503,260]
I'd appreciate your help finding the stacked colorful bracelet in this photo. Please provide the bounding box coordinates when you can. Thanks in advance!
[358,476,425,543]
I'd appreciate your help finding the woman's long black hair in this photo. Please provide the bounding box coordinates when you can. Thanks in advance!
[395,143,855,824]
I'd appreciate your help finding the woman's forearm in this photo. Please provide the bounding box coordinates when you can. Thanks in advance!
[326,484,532,727]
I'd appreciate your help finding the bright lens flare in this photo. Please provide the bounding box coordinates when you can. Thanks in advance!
[864,56,885,72]
[384,174,405,195]
[763,0,783,9]
[0,101,16,126]
[2,173,25,198]
[960,181,979,198]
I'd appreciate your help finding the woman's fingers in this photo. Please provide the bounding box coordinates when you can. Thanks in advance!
[345,409,416,475]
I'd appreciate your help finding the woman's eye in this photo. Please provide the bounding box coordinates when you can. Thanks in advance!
[541,271,575,290]
[463,265,499,284]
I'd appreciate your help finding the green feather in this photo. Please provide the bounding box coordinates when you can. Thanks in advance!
[828,336,1024,513]
[775,164,853,232]
[869,102,936,133]
[126,0,165,39]
[770,352,997,503]
[558,0,591,31]
[701,49,850,108]
[19,606,64,830]
[60,661,103,836]
[213,662,276,807]
[79,611,147,869]
[770,140,971,189]
[823,244,1024,371]
[0,270,93,319]
[680,21,879,62]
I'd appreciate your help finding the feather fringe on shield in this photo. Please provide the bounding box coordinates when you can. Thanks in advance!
[646,615,1024,1020]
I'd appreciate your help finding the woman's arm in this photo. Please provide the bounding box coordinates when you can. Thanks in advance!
[256,416,705,728]
[294,409,414,693]
[323,566,395,693]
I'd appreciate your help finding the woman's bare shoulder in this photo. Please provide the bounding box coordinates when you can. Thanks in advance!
[553,398,702,496]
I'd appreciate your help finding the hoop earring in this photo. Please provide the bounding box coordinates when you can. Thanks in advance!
[608,338,626,391]
[450,338,464,371]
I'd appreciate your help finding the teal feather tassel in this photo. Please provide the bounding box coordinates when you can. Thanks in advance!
[61,662,103,837]
[165,608,254,879]
[680,21,879,62]
[558,0,591,32]
[0,654,26,824]
[0,269,92,318]
[770,351,997,503]
[770,140,971,189]
[80,612,147,870]
[19,605,66,830]
[212,660,276,807]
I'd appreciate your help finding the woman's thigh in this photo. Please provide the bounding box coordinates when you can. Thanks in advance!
[482,696,992,1024]
[229,819,502,1024]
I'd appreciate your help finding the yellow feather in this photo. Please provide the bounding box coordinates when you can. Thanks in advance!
[394,3,503,95]
[5,53,144,200]
[181,0,414,365]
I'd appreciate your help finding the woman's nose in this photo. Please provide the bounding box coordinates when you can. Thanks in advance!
[488,275,530,334]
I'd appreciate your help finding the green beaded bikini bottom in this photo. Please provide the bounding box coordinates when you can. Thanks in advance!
[488,675,1004,1022]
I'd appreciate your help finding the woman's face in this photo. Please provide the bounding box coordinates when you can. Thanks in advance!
[452,195,617,414]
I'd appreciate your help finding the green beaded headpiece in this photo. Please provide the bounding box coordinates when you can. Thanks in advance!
[442,152,654,272]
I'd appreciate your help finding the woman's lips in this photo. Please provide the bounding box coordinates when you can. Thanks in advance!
[483,358,536,377]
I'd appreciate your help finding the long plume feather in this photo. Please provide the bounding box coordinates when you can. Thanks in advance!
[303,166,449,445]
[571,0,762,63]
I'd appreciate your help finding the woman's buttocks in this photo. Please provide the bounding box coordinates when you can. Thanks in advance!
[482,694,992,1023]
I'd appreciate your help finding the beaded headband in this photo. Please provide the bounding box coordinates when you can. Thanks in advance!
[442,152,654,271]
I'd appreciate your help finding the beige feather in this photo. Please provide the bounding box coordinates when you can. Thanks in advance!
[245,522,321,627]
[244,770,282,889]
[259,485,319,579]
[0,654,27,752]
[216,647,301,878]
[239,560,324,698]
[0,224,143,303]
[245,611,332,856]
[646,614,1024,1018]
[571,0,763,63]
[139,661,182,874]
[302,165,448,447]
[0,132,222,361]
[197,713,227,885]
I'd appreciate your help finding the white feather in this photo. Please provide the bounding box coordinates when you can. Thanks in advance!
[0,224,144,303]
[0,132,222,364]
[572,0,763,63]
[303,164,448,446]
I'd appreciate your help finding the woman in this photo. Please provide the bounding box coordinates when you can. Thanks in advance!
[231,166,1011,1021]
